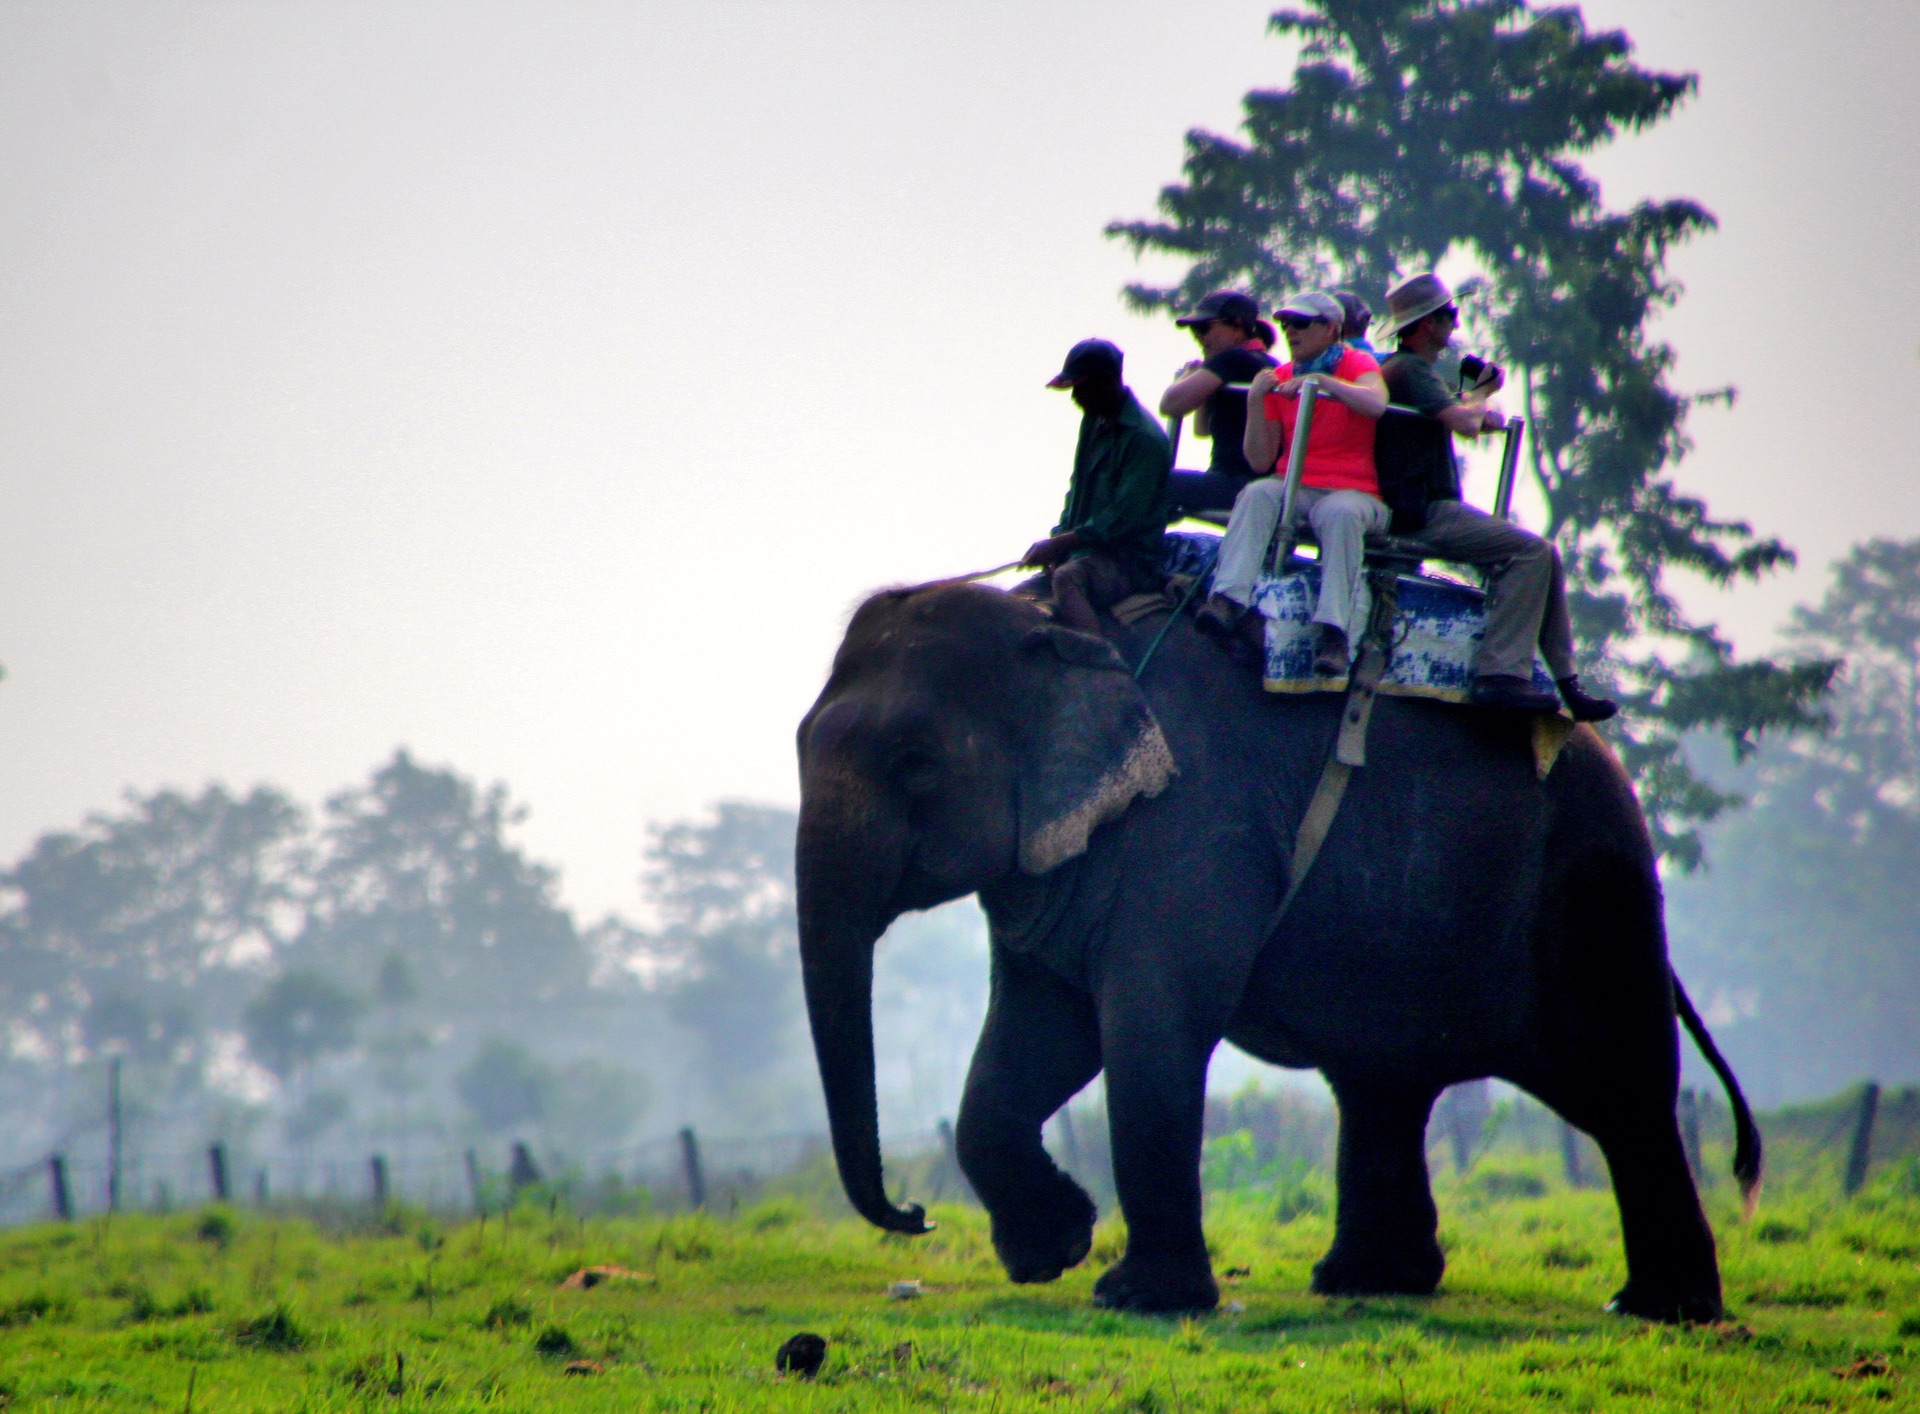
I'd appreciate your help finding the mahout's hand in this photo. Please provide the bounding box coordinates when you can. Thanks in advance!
[1022,534,1077,569]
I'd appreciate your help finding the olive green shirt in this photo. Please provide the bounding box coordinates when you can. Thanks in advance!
[1053,389,1172,579]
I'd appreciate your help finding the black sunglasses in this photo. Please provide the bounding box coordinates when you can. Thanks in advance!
[1186,319,1216,336]
[1277,313,1326,332]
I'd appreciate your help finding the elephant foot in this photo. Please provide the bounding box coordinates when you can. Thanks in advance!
[1092,1251,1219,1315]
[989,1176,1097,1285]
[1311,1239,1444,1298]
[1606,1282,1723,1325]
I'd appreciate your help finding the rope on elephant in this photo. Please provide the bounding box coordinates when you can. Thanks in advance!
[1130,573,1205,680]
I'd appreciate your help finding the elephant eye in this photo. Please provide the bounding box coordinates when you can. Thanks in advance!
[893,752,940,796]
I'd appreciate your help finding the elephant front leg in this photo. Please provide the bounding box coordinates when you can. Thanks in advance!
[1092,1021,1220,1315]
[1313,1075,1446,1297]
[955,952,1103,1286]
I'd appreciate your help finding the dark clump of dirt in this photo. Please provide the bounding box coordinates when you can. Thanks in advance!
[776,1332,827,1378]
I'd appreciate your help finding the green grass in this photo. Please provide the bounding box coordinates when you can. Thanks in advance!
[1,1173,1916,1411]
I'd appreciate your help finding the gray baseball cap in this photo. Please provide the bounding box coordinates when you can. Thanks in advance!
[1274,291,1344,325]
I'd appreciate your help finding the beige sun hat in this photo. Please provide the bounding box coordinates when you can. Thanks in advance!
[1378,272,1460,340]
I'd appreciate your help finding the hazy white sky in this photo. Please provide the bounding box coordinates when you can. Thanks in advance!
[3,0,1917,922]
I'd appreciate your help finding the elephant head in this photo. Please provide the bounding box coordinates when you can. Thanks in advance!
[795,583,1174,1230]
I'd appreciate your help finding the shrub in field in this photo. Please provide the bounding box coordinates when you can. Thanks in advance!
[234,1302,304,1351]
[0,1293,63,1328]
[651,1213,717,1262]
[1468,1165,1550,1203]
[533,1324,578,1358]
[1272,1160,1329,1223]
[195,1207,235,1247]
[481,1295,532,1329]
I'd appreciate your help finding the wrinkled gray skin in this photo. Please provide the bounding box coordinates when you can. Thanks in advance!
[797,581,1731,1321]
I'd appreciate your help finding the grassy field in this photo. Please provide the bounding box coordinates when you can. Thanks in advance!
[1,1157,1917,1413]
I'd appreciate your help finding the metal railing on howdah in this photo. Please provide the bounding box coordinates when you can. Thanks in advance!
[1167,381,1525,524]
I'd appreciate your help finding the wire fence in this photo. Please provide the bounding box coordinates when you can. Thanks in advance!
[0,1124,959,1228]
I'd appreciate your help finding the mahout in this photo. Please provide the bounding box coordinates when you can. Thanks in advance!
[795,581,1757,1322]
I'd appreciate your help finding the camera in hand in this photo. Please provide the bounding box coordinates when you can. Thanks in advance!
[1458,354,1501,389]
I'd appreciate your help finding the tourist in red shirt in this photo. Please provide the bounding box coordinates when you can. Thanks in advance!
[1195,292,1389,677]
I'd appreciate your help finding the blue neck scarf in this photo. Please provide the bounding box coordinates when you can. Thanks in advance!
[1293,343,1346,378]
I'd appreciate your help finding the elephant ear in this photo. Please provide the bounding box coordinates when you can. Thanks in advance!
[1015,625,1177,875]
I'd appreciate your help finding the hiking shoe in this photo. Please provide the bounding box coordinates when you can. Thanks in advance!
[1470,674,1562,713]
[1556,675,1618,723]
[1312,624,1350,677]
[1194,595,1243,641]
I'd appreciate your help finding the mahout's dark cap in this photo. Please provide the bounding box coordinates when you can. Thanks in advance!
[1174,290,1261,328]
[1046,338,1124,388]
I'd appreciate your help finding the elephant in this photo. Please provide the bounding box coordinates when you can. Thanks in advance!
[794,577,1759,1322]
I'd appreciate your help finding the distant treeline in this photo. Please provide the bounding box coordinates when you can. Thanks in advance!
[0,758,985,1193]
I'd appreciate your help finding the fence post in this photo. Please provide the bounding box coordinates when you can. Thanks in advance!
[48,1155,72,1221]
[1844,1081,1880,1197]
[464,1148,483,1214]
[508,1142,541,1193]
[1559,1120,1584,1188]
[370,1154,390,1207]
[208,1144,230,1202]
[107,1056,123,1213]
[679,1127,706,1210]
[1677,1088,1702,1183]
[253,1169,269,1205]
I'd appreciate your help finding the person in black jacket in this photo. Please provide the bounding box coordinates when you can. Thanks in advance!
[1158,291,1278,519]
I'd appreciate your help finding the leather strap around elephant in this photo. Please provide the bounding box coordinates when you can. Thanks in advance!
[1266,568,1401,928]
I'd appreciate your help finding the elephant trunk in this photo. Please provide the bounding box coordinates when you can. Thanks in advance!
[795,788,930,1234]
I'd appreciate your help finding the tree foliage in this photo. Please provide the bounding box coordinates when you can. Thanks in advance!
[289,750,588,1015]
[1107,0,1832,862]
[633,803,803,1104]
[242,970,362,1083]
[0,784,306,1070]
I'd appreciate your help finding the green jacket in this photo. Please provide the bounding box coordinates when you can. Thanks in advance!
[1053,389,1171,577]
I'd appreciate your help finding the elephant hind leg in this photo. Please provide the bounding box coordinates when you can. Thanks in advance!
[1535,1079,1723,1324]
[955,951,1102,1286]
[1312,1076,1445,1298]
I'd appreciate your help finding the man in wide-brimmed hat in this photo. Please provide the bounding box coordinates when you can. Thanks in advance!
[1374,273,1616,721]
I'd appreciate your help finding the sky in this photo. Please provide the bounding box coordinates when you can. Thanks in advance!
[3,0,1917,925]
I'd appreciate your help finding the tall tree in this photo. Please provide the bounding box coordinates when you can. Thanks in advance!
[1108,0,1831,863]
[0,785,308,1076]
[633,803,803,1106]
[289,751,589,1024]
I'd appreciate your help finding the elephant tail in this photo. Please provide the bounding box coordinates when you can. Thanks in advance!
[1673,968,1763,1217]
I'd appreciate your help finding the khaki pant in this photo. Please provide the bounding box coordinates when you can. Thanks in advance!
[1410,500,1574,680]
[1213,480,1390,637]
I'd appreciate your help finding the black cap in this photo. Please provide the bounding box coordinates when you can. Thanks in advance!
[1046,338,1124,388]
[1174,290,1261,329]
